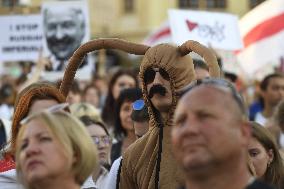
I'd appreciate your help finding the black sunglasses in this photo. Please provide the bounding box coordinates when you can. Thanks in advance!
[144,67,170,85]
[178,78,246,115]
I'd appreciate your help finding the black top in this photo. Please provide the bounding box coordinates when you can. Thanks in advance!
[178,179,276,189]
[247,180,276,189]
[111,141,122,164]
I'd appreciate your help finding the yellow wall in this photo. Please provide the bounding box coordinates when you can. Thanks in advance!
[227,0,248,18]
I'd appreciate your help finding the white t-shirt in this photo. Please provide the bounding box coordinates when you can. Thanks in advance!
[279,133,284,149]
[254,112,267,126]
[0,169,24,189]
[103,157,122,189]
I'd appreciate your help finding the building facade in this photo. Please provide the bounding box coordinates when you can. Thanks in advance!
[0,0,266,42]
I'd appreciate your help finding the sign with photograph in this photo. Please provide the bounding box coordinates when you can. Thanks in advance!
[41,0,91,73]
[168,9,243,51]
[0,14,43,62]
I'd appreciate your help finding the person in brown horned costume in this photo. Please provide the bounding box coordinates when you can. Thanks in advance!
[118,41,220,189]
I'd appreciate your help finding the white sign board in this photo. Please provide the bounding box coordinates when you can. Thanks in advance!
[41,0,91,73]
[0,15,43,62]
[168,9,243,50]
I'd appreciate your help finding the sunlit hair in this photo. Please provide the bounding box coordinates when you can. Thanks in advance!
[249,121,284,188]
[15,111,98,187]
[69,102,102,123]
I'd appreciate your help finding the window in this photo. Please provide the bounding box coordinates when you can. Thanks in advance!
[206,0,226,8]
[250,0,266,9]
[124,0,134,13]
[178,0,199,8]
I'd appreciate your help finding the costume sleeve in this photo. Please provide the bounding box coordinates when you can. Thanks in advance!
[118,153,137,189]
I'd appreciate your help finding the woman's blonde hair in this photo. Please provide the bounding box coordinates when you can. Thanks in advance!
[70,102,102,123]
[16,110,98,186]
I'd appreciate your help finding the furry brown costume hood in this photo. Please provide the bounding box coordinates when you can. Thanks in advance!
[120,40,220,189]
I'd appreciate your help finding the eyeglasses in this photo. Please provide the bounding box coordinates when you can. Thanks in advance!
[144,67,170,85]
[178,78,246,115]
[20,103,70,125]
[132,99,145,111]
[91,136,111,146]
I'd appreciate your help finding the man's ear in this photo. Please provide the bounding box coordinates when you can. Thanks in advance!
[240,120,251,146]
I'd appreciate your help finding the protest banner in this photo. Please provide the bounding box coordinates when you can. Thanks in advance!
[0,14,43,62]
[41,0,91,73]
[237,0,284,76]
[168,9,243,51]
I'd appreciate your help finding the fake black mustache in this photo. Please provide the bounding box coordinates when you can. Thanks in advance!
[149,84,167,99]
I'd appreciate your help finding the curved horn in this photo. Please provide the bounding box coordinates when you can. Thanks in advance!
[59,38,150,97]
[178,40,220,78]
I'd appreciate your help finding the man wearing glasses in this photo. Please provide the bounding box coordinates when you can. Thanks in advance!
[172,78,274,189]
[118,42,220,189]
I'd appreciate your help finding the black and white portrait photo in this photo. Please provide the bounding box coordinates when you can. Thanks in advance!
[42,1,90,72]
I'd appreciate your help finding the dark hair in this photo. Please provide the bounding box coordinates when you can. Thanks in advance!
[260,73,284,91]
[274,100,284,129]
[83,84,100,97]
[69,80,81,94]
[193,59,208,71]
[224,71,238,83]
[101,68,138,126]
[0,83,15,103]
[79,115,109,136]
[249,121,284,188]
[131,105,149,122]
[56,79,81,94]
[114,88,142,140]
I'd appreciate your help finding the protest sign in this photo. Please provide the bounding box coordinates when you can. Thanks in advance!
[41,0,91,73]
[0,14,43,62]
[168,9,243,51]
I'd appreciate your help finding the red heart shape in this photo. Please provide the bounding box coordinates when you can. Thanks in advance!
[186,20,198,31]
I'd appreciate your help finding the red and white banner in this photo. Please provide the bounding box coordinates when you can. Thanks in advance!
[143,21,172,46]
[237,0,284,75]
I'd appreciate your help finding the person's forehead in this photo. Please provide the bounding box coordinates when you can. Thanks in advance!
[268,77,284,86]
[22,119,49,138]
[29,99,59,115]
[46,9,78,20]
[87,125,107,136]
[179,85,234,109]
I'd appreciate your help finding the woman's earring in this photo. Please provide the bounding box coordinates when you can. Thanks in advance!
[267,161,271,168]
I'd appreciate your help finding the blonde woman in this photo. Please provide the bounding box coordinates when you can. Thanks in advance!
[15,110,98,189]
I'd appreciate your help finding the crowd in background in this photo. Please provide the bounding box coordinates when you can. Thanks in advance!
[0,46,284,189]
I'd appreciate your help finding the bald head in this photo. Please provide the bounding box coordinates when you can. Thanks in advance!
[172,80,250,176]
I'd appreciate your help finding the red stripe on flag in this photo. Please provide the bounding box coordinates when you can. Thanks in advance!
[147,27,171,44]
[243,12,284,48]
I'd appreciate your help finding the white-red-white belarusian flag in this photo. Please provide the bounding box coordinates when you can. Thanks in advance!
[143,21,172,46]
[237,0,284,75]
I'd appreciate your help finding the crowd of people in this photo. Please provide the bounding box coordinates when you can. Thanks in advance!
[0,38,284,189]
